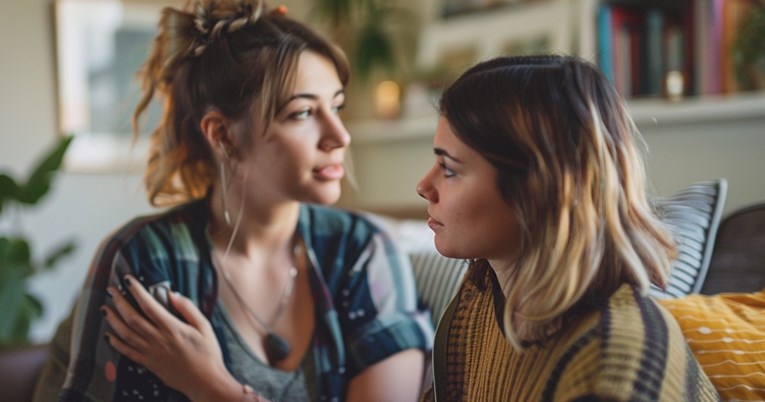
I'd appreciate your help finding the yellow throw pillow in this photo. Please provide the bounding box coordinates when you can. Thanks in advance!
[660,289,765,401]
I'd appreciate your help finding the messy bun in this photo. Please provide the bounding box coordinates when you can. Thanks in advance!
[133,0,348,206]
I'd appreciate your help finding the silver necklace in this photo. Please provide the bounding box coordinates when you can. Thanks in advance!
[215,247,299,364]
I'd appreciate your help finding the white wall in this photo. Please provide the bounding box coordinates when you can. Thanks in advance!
[1,0,153,342]
[2,0,764,343]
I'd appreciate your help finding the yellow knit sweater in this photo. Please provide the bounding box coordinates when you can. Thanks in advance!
[424,272,720,401]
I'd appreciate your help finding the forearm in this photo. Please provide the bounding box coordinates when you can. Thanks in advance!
[345,349,425,402]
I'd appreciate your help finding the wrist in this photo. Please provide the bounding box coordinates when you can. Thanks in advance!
[240,383,271,402]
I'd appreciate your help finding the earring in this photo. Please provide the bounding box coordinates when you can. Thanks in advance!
[220,159,232,227]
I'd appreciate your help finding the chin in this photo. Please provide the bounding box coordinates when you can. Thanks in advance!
[434,240,461,259]
[307,185,341,206]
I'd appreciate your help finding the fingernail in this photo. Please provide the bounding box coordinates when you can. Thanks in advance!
[124,277,132,287]
[106,288,113,298]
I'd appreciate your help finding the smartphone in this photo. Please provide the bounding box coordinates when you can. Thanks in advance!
[114,273,181,319]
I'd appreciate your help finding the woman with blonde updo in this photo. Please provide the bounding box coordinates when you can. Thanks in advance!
[33,1,430,401]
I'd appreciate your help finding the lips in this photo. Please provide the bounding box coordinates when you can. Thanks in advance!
[427,216,444,231]
[313,163,345,181]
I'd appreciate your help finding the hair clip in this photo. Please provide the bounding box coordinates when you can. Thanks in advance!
[271,5,288,16]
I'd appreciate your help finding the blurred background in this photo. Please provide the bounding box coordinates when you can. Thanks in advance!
[1,0,764,344]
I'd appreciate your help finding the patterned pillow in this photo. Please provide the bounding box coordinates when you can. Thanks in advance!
[650,179,728,299]
[359,211,468,326]
[410,253,468,327]
[659,290,765,400]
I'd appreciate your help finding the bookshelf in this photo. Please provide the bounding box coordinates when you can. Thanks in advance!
[340,0,765,214]
[596,0,761,99]
[411,0,763,101]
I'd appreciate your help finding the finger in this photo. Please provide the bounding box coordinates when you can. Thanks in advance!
[168,291,212,333]
[101,305,151,352]
[104,331,148,368]
[108,285,162,340]
[123,275,184,331]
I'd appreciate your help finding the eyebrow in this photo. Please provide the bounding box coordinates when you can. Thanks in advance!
[283,89,345,104]
[434,148,462,163]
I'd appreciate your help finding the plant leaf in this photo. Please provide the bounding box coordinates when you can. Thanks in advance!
[0,268,25,343]
[9,293,42,344]
[0,237,32,269]
[16,135,74,205]
[0,174,21,216]
[43,240,77,270]
[354,24,395,81]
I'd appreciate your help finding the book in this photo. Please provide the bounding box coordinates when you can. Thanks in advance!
[694,0,711,95]
[597,4,615,84]
[721,0,753,93]
[611,6,643,97]
[645,8,665,96]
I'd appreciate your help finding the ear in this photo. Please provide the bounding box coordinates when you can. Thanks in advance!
[200,110,233,157]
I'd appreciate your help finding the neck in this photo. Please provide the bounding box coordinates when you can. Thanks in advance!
[210,184,301,258]
[486,258,516,298]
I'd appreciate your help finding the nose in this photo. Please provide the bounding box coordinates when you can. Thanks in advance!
[416,168,437,203]
[319,111,351,151]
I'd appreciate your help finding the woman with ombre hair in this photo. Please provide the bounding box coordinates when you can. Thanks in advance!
[416,55,719,401]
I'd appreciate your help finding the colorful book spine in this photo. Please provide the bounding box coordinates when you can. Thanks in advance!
[597,4,614,84]
[645,8,664,96]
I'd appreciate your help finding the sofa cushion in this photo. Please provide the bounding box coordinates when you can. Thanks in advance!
[701,202,765,295]
[360,212,468,326]
[659,289,765,400]
[410,253,468,327]
[650,179,728,299]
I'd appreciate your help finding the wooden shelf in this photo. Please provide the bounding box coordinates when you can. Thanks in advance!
[628,92,765,126]
[348,91,765,144]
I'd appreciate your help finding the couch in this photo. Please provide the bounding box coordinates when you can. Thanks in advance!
[3,179,764,402]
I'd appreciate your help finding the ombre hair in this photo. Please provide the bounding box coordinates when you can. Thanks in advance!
[439,55,676,349]
[133,0,349,206]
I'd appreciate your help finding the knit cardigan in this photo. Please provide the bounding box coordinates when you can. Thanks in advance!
[423,270,720,402]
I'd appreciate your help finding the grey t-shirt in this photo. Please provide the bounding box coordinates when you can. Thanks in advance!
[219,305,312,402]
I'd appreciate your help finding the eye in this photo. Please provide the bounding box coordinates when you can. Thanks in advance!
[331,102,346,114]
[288,108,312,120]
[439,162,455,178]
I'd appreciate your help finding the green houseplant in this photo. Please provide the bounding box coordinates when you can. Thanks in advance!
[0,135,76,345]
[309,0,418,84]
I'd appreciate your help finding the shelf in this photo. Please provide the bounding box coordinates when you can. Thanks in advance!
[628,92,765,126]
[348,91,765,144]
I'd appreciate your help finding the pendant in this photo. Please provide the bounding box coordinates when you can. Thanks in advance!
[264,332,291,363]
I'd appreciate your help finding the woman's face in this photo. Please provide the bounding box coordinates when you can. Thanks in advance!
[235,50,349,206]
[417,117,521,262]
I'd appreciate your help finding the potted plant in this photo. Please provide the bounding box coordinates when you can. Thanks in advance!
[0,135,76,346]
[309,0,418,84]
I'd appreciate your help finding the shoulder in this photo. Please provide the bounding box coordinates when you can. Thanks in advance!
[299,204,395,253]
[93,199,207,266]
[300,204,385,237]
[592,285,714,400]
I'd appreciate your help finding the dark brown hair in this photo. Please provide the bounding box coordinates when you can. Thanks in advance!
[133,0,349,205]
